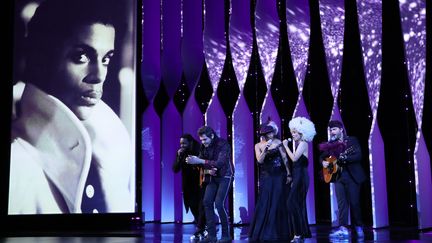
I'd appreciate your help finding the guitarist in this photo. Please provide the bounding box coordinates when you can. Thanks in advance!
[319,120,366,239]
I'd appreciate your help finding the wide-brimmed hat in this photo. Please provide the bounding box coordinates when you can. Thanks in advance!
[259,124,274,135]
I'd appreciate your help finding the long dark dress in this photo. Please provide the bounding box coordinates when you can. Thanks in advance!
[249,147,290,241]
[287,154,311,238]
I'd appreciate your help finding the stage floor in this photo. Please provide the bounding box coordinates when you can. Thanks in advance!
[2,223,432,242]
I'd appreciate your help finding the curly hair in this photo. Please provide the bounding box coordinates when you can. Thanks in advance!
[288,117,316,142]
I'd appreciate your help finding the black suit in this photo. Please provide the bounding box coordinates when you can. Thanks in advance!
[320,136,366,226]
[173,145,206,230]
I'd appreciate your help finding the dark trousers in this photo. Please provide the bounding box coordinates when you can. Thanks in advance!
[335,170,363,226]
[189,183,207,231]
[203,177,232,238]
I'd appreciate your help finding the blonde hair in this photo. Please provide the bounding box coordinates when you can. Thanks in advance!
[288,117,316,142]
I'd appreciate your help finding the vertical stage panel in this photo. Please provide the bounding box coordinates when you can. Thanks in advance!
[181,0,205,222]
[255,0,281,126]
[399,0,431,229]
[356,0,388,228]
[286,0,315,224]
[203,0,227,137]
[229,0,254,224]
[161,102,182,222]
[142,106,161,221]
[141,0,161,222]
[318,0,346,226]
[161,0,183,223]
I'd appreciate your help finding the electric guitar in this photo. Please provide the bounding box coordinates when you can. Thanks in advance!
[322,146,354,183]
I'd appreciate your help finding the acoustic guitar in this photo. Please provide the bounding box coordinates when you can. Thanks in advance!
[322,146,354,183]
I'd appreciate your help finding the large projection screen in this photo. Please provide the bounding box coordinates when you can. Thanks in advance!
[9,0,137,215]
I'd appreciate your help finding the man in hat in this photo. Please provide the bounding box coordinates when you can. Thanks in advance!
[319,120,366,238]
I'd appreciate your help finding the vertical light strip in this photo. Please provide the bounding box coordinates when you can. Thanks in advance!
[255,0,281,126]
[286,0,315,224]
[161,0,183,223]
[319,0,346,226]
[399,0,432,229]
[181,0,205,223]
[203,0,227,137]
[229,0,254,224]
[356,0,388,228]
[141,0,162,222]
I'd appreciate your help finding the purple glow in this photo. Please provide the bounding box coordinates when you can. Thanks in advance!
[260,93,281,133]
[255,0,281,129]
[141,106,161,221]
[161,102,182,222]
[161,0,182,97]
[399,0,431,229]
[357,0,388,228]
[141,0,161,101]
[285,0,315,222]
[203,0,226,90]
[181,0,204,90]
[399,0,426,127]
[229,0,253,90]
[286,0,311,93]
[229,0,254,224]
[232,96,255,224]
[357,0,382,116]
[255,0,280,87]
[319,1,346,225]
[319,0,345,98]
[206,95,227,139]
[204,0,227,139]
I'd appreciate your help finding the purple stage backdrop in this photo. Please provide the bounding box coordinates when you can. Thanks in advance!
[230,0,254,224]
[319,0,346,226]
[160,0,183,223]
[256,0,281,128]
[286,0,315,224]
[141,0,161,222]
[181,0,205,223]
[204,0,227,139]
[356,0,388,228]
[138,0,432,229]
[399,0,431,229]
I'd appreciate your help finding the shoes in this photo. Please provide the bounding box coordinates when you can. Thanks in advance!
[329,226,350,238]
[290,235,303,242]
[355,226,364,238]
[199,236,217,243]
[190,230,208,241]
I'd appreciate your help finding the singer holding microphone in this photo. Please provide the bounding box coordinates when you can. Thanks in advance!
[282,117,316,242]
[249,119,291,241]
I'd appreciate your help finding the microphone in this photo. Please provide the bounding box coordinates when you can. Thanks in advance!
[287,138,292,142]
[329,135,337,142]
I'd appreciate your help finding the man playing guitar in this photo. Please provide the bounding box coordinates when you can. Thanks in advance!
[319,120,367,239]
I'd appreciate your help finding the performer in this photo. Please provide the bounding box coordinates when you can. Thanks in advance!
[172,134,208,241]
[282,117,316,242]
[186,126,234,243]
[249,120,291,241]
[319,120,366,238]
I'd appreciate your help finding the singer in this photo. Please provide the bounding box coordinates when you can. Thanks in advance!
[249,119,291,241]
[318,120,366,239]
[282,116,316,242]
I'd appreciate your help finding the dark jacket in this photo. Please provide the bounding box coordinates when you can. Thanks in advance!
[199,136,234,178]
[320,136,366,184]
[172,143,201,212]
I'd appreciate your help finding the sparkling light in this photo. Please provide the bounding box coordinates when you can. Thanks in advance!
[319,0,345,98]
[255,0,280,87]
